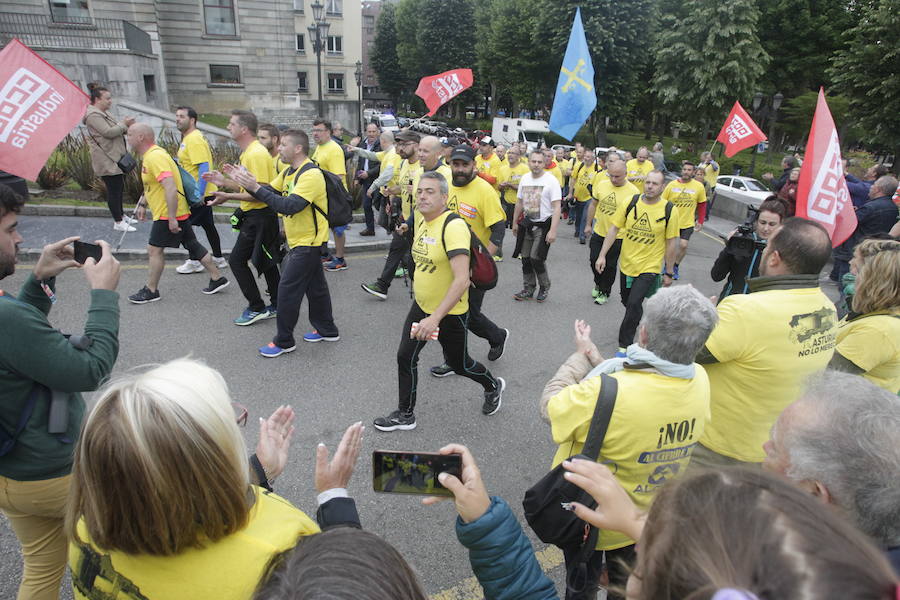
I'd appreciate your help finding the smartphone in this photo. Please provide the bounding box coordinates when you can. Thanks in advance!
[372,450,462,497]
[73,241,103,264]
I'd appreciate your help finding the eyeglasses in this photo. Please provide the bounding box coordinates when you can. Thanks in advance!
[232,402,248,427]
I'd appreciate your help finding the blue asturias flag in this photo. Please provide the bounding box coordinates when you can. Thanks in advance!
[549,7,596,141]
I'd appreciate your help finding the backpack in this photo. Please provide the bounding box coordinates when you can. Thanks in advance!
[625,193,673,229]
[292,161,354,231]
[440,212,499,291]
[177,165,204,208]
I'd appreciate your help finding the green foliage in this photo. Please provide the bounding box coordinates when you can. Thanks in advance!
[779,91,855,142]
[199,114,230,129]
[61,134,99,191]
[156,127,180,157]
[212,140,240,167]
[395,0,426,82]
[370,3,405,106]
[35,150,70,190]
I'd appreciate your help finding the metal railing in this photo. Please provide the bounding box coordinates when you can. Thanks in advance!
[0,12,152,54]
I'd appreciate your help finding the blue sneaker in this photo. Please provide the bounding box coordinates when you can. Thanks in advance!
[324,257,348,271]
[303,330,340,343]
[234,307,274,326]
[673,264,680,280]
[614,347,627,358]
[259,342,296,358]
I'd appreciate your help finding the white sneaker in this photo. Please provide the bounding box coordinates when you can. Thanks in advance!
[176,259,204,274]
[123,215,138,225]
[214,256,229,269]
[113,221,136,232]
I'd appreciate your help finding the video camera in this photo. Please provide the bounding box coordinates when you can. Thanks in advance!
[726,206,766,259]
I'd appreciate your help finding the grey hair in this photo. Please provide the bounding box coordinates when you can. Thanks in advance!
[785,370,900,547]
[873,175,898,197]
[381,131,395,145]
[419,171,448,195]
[639,285,718,364]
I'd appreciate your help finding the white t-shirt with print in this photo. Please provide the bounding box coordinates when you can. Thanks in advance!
[517,171,562,223]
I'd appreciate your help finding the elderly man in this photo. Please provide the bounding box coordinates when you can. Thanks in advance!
[354,122,382,235]
[832,175,900,284]
[764,370,900,573]
[625,146,653,194]
[542,284,718,600]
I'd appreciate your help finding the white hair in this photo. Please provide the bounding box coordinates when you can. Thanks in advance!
[640,285,718,364]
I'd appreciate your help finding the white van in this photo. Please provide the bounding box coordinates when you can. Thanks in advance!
[492,118,549,153]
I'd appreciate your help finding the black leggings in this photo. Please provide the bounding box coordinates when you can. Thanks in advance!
[101,174,124,222]
[189,202,223,257]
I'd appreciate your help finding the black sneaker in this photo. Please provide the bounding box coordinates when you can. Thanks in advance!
[536,288,549,303]
[430,362,456,377]
[373,410,417,432]
[482,377,505,415]
[361,281,388,300]
[129,286,161,304]
[202,277,230,295]
[513,289,534,301]
[487,328,509,361]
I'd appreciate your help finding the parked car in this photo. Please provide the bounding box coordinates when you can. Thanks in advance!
[715,175,773,206]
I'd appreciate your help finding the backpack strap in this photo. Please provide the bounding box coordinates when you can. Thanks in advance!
[664,201,673,226]
[290,161,323,236]
[626,194,641,225]
[440,211,462,259]
[581,373,619,460]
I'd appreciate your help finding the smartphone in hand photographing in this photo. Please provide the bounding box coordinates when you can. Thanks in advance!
[73,241,103,265]
[372,450,462,497]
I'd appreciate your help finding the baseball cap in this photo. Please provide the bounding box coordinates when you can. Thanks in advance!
[449,145,476,163]
[479,136,496,147]
[439,136,454,147]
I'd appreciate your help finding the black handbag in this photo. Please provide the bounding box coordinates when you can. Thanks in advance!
[116,151,137,174]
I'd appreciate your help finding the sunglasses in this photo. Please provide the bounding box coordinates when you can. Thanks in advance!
[232,402,249,427]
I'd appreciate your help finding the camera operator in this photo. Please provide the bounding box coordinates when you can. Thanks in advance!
[0,184,121,600]
[710,198,786,301]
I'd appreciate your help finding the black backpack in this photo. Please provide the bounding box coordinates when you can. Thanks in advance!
[625,194,673,228]
[295,161,354,229]
[441,212,499,291]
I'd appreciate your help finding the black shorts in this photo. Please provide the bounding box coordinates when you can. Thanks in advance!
[679,227,694,241]
[149,218,207,260]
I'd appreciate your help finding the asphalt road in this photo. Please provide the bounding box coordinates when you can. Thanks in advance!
[0,226,743,599]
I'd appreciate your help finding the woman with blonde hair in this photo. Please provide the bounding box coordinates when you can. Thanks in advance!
[830,238,900,393]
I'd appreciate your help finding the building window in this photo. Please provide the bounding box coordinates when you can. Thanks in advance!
[326,35,342,55]
[327,73,344,93]
[210,64,241,84]
[297,72,308,91]
[295,34,305,53]
[293,0,303,11]
[326,0,342,16]
[203,0,237,36]
[143,74,157,102]
[48,0,92,23]
[363,15,375,27]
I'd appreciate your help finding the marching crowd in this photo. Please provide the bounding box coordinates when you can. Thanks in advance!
[0,83,899,600]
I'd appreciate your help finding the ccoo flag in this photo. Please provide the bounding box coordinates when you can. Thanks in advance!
[549,8,596,141]
[715,101,767,157]
[415,68,473,117]
[796,88,856,247]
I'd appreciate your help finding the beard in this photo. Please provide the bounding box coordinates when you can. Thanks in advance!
[0,246,17,279]
[451,172,472,187]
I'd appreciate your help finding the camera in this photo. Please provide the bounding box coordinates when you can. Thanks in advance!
[726,207,766,259]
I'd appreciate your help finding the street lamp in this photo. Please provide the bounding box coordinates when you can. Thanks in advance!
[354,60,363,135]
[307,0,330,117]
[748,91,783,176]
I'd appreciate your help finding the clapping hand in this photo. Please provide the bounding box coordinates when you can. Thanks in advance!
[315,422,364,493]
[422,444,490,523]
[202,169,227,187]
[574,319,602,365]
[256,405,296,481]
[224,164,258,192]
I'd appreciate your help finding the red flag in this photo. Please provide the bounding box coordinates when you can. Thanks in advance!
[715,101,767,157]
[796,88,856,247]
[415,69,473,117]
[0,39,89,181]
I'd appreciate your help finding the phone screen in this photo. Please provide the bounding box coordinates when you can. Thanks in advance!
[372,451,462,497]
[73,241,103,264]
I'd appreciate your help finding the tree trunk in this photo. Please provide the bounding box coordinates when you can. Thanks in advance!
[489,83,499,119]
[644,113,654,140]
[594,113,608,147]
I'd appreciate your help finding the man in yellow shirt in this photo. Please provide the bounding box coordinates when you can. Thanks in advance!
[542,147,564,187]
[311,119,350,272]
[584,160,639,305]
[227,129,340,358]
[661,160,707,279]
[567,149,598,244]
[259,123,288,173]
[474,137,502,193]
[625,146,654,194]
[699,151,720,210]
[498,146,529,231]
[126,123,228,304]
[205,110,280,326]
[495,144,508,168]
[595,170,679,355]
[373,171,505,431]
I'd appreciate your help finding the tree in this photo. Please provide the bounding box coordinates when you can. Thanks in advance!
[395,0,426,86]
[370,3,405,108]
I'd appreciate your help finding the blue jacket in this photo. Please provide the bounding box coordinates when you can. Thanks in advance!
[845,174,872,208]
[456,497,559,600]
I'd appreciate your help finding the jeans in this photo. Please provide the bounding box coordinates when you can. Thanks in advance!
[273,246,338,348]
[361,181,375,231]
[571,201,588,240]
[618,272,659,347]
[589,234,622,296]
[521,221,552,292]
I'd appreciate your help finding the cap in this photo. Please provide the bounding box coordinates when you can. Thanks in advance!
[395,129,421,142]
[479,136,496,147]
[439,136,454,147]
[449,144,476,163]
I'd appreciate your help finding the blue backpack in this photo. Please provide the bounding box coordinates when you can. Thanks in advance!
[177,165,204,207]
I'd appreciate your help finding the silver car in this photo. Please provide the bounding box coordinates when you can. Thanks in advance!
[715,175,773,207]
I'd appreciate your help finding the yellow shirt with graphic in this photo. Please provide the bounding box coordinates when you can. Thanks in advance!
[70,487,319,600]
[176,129,217,195]
[379,147,403,189]
[239,140,276,212]
[700,287,838,462]
[592,169,610,185]
[412,164,453,217]
[549,368,711,550]
[549,164,564,187]
[448,176,506,247]
[311,139,347,189]
[268,159,329,247]
[704,162,720,189]
[398,160,423,220]
[412,211,470,315]
[499,160,530,205]
[141,145,189,221]
[611,196,679,277]
[572,162,598,202]
[625,159,654,194]
[475,153,502,192]
[662,179,707,229]
[835,312,900,393]
[591,180,639,238]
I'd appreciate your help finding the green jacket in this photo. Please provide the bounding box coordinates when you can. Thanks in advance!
[0,274,119,481]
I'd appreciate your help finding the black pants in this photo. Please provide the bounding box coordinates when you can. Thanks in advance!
[377,230,413,291]
[101,174,124,222]
[562,544,636,600]
[397,303,497,414]
[230,210,281,313]
[188,201,223,257]
[464,287,505,346]
[361,181,375,231]
[618,272,659,348]
[503,201,515,229]
[274,246,338,348]
[589,234,622,296]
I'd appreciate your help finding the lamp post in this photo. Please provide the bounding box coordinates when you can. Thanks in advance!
[354,60,363,136]
[748,91,783,176]
[307,0,330,118]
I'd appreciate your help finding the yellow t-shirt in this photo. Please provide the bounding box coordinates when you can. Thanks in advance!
[593,169,610,185]
[70,487,319,600]
[835,312,900,393]
[268,159,329,247]
[412,164,453,215]
[572,162,598,202]
[378,147,403,189]
[704,162,720,189]
[311,139,347,189]
[448,176,506,247]
[662,179,707,229]
[611,196,679,277]
[549,164,564,187]
[411,211,470,315]
[274,156,289,173]
[475,153,502,192]
[700,286,838,462]
[398,159,423,220]
[239,140,276,212]
[141,145,189,221]
[625,159,654,194]
[176,129,217,195]
[549,368,711,550]
[591,179,639,238]
[499,160,530,205]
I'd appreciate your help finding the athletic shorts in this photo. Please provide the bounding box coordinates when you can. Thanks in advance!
[679,227,694,241]
[149,218,207,260]
[333,225,349,237]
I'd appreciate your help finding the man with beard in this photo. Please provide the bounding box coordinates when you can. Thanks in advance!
[258,123,288,172]
[311,119,350,271]
[661,160,707,279]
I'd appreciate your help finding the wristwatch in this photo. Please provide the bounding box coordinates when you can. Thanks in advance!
[663,272,674,278]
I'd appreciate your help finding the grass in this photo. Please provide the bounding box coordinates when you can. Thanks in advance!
[199,114,230,129]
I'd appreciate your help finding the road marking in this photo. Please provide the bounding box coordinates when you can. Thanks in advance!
[430,545,564,599]
[699,230,725,246]
[15,251,388,270]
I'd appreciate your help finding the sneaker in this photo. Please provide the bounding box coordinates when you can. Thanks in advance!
[594,292,609,305]
[394,266,406,278]
[123,215,138,225]
[373,410,417,432]
[513,289,534,301]
[265,305,277,317]
[214,256,229,269]
[487,328,509,361]
[176,259,204,274]
[202,277,230,295]
[493,255,503,262]
[259,342,296,358]
[536,289,549,303]
[361,281,388,300]
[482,377,506,415]
[614,347,627,358]
[234,307,273,326]
[324,257,348,271]
[567,218,575,225]
[359,229,376,236]
[303,330,340,343]
[113,221,136,232]
[591,286,600,299]
[673,264,680,280]
[430,362,456,377]
[321,253,333,264]
[579,236,586,245]
[128,286,160,304]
